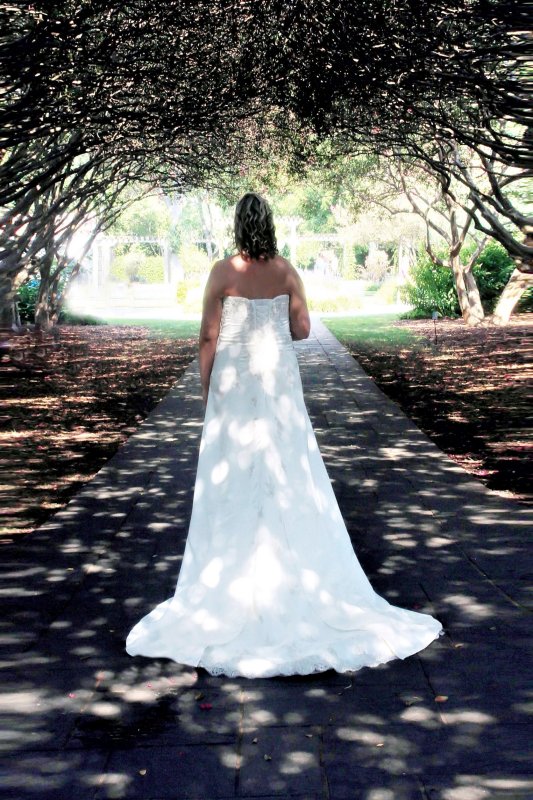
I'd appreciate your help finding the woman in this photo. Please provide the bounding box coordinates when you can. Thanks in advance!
[126,192,443,678]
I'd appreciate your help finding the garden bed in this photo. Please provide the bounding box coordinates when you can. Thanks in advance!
[324,314,532,502]
[0,325,197,541]
[2,314,530,542]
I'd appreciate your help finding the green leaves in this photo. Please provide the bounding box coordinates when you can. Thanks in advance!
[1,1,527,324]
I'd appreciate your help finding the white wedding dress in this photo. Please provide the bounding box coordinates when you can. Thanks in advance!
[126,294,443,678]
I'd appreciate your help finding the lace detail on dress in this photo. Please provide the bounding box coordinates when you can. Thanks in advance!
[197,628,446,679]
[202,661,334,679]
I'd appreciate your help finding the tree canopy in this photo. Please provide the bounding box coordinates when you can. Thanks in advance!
[3,1,528,185]
[1,1,530,325]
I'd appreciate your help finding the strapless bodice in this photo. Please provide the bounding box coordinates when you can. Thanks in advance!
[217,294,292,349]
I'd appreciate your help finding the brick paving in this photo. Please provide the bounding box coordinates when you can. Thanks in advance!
[2,318,531,800]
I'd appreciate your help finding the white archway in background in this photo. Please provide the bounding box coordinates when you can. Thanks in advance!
[90,234,183,289]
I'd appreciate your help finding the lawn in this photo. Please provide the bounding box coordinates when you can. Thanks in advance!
[102,318,201,338]
[324,313,416,347]
[323,313,532,502]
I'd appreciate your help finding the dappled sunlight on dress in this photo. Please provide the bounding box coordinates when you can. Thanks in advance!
[125,294,443,678]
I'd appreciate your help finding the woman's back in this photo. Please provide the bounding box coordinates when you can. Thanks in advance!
[214,253,295,299]
[216,295,293,363]
[204,253,310,347]
[126,191,444,679]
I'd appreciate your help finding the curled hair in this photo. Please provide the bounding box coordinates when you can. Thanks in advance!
[234,192,277,259]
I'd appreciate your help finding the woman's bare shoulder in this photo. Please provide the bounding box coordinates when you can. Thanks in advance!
[213,255,249,278]
[205,257,235,296]
[275,256,303,287]
[211,256,234,273]
[271,255,295,276]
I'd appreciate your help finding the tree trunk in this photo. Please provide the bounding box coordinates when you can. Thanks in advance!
[48,273,63,325]
[199,195,215,261]
[490,267,533,325]
[34,255,53,331]
[0,251,37,327]
[0,274,21,327]
[34,295,52,330]
[49,256,75,322]
[450,255,484,325]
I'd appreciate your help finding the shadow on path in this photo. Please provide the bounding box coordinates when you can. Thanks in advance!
[1,319,531,800]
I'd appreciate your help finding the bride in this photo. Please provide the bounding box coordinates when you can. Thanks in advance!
[126,192,443,678]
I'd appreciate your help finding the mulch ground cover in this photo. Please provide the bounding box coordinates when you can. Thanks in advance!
[0,326,196,542]
[1,315,531,542]
[339,315,532,503]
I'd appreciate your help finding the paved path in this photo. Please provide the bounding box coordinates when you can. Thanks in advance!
[2,319,531,800]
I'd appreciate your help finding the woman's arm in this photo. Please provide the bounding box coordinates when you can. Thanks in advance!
[287,266,311,340]
[199,263,225,405]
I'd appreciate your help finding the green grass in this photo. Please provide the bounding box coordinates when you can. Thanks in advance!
[321,313,418,347]
[100,313,415,348]
[101,318,201,339]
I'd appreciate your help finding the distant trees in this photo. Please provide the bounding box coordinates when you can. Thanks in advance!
[396,132,533,323]
[346,135,531,325]
[318,3,532,321]
[1,1,528,325]
[366,156,487,324]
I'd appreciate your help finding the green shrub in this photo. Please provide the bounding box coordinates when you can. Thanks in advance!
[353,244,369,268]
[139,254,164,283]
[517,286,533,313]
[110,251,141,282]
[363,249,390,283]
[308,295,361,313]
[176,280,204,313]
[305,276,363,312]
[18,277,106,326]
[295,240,321,271]
[110,251,164,283]
[400,241,520,318]
[17,278,40,322]
[182,276,367,314]
[400,252,459,317]
[176,282,188,305]
[179,244,211,278]
[400,307,437,320]
[374,279,400,305]
[470,241,515,312]
[340,245,358,280]
[17,263,82,322]
[58,309,107,325]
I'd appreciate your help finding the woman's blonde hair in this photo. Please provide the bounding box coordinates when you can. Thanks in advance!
[234,192,277,259]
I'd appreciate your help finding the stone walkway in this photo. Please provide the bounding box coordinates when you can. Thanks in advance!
[2,319,531,800]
